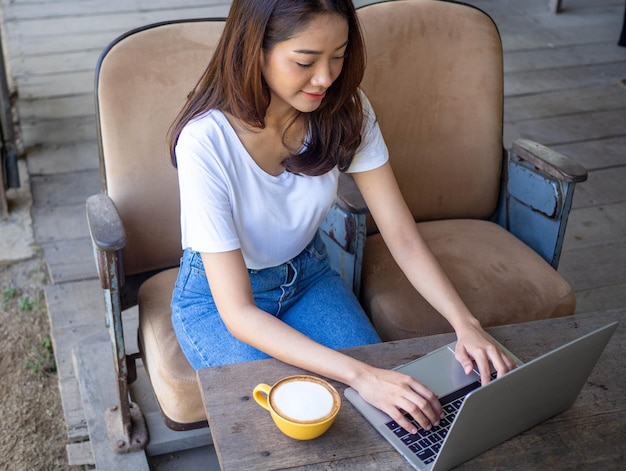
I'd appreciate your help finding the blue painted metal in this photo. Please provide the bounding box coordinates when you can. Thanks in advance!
[319,202,367,295]
[492,154,577,269]
[507,161,562,218]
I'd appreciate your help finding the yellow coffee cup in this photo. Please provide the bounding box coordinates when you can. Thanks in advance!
[253,375,341,440]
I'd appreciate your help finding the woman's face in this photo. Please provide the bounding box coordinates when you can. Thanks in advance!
[261,13,349,119]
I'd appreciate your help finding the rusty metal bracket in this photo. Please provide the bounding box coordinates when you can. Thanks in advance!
[105,401,149,453]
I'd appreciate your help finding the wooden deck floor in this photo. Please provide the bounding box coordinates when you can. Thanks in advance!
[1,0,624,469]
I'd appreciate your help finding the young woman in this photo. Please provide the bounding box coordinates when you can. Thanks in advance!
[169,0,515,435]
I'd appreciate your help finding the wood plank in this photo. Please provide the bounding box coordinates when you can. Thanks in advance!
[551,136,626,171]
[45,279,106,440]
[503,41,626,73]
[46,322,109,383]
[66,441,94,467]
[44,279,105,330]
[504,62,626,96]
[30,169,100,208]
[19,95,94,121]
[143,409,213,457]
[40,237,97,284]
[504,83,626,122]
[504,108,626,147]
[570,166,626,209]
[14,70,94,100]
[58,376,89,442]
[26,141,99,175]
[21,115,98,145]
[3,6,230,39]
[6,31,128,58]
[563,201,626,250]
[574,282,626,316]
[11,50,102,76]
[559,240,626,291]
[33,203,89,244]
[500,23,623,52]
[2,0,226,20]
[454,412,626,470]
[148,445,220,471]
[73,342,150,470]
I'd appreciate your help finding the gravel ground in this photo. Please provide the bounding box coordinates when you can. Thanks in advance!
[0,253,70,470]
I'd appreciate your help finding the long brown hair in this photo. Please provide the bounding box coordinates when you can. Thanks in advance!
[168,0,366,176]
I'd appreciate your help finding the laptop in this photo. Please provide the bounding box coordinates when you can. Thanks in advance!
[344,321,618,471]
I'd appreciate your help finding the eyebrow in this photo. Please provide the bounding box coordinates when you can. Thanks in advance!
[293,40,349,55]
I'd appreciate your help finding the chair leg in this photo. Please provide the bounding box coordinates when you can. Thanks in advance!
[550,0,563,13]
[619,1,626,47]
[100,251,149,453]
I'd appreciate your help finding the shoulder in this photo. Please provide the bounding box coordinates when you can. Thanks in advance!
[178,109,229,146]
[175,109,241,179]
[357,89,378,131]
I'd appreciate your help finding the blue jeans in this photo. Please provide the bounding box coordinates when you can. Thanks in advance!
[171,232,381,370]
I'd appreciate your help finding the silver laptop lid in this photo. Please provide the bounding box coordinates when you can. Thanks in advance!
[344,322,618,471]
[432,321,618,470]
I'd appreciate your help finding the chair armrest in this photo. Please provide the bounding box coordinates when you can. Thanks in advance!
[494,141,587,269]
[512,139,587,183]
[336,173,368,214]
[86,193,126,252]
[86,194,126,289]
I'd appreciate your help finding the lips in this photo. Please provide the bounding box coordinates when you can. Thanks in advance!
[302,90,326,100]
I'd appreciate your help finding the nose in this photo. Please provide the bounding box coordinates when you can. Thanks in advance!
[311,61,333,88]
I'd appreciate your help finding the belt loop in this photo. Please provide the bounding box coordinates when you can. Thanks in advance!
[286,261,296,284]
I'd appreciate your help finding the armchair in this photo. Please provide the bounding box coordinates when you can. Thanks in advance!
[86,0,586,451]
[321,0,586,341]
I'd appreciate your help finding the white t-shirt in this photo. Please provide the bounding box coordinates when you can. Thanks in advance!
[176,93,389,269]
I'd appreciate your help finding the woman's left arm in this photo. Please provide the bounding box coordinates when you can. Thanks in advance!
[352,162,516,383]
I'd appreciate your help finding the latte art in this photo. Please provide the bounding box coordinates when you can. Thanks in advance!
[272,380,335,422]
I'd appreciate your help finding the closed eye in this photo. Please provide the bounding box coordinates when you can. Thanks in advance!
[296,62,313,68]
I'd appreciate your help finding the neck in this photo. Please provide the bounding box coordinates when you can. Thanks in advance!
[263,98,300,132]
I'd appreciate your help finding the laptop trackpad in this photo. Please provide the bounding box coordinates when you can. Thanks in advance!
[394,343,479,397]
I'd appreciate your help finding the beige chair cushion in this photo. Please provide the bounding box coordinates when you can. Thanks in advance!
[361,219,576,341]
[137,268,206,428]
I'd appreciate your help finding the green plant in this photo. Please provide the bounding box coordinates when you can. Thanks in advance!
[24,337,57,376]
[3,286,17,302]
[19,296,37,312]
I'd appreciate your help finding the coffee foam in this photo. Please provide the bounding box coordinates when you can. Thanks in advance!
[271,379,336,423]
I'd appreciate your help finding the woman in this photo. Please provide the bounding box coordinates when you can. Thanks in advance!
[169,0,515,435]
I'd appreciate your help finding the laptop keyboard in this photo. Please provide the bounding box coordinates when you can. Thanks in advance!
[385,373,496,465]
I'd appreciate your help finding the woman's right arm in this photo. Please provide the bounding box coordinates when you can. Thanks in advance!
[200,249,443,434]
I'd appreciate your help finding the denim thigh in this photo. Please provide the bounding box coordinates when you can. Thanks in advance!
[171,233,381,370]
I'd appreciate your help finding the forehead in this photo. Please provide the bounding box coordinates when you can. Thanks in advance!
[282,13,348,47]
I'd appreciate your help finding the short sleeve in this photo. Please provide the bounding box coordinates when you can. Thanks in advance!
[176,119,241,253]
[345,91,389,173]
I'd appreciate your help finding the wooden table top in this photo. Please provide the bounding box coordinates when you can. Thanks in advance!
[197,309,625,470]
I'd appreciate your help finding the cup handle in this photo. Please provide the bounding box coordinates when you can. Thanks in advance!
[253,383,272,411]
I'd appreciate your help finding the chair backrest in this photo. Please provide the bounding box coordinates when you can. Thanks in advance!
[358,0,503,222]
[95,0,503,276]
[96,20,225,276]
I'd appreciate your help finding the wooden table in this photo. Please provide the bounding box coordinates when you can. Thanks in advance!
[197,309,625,470]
